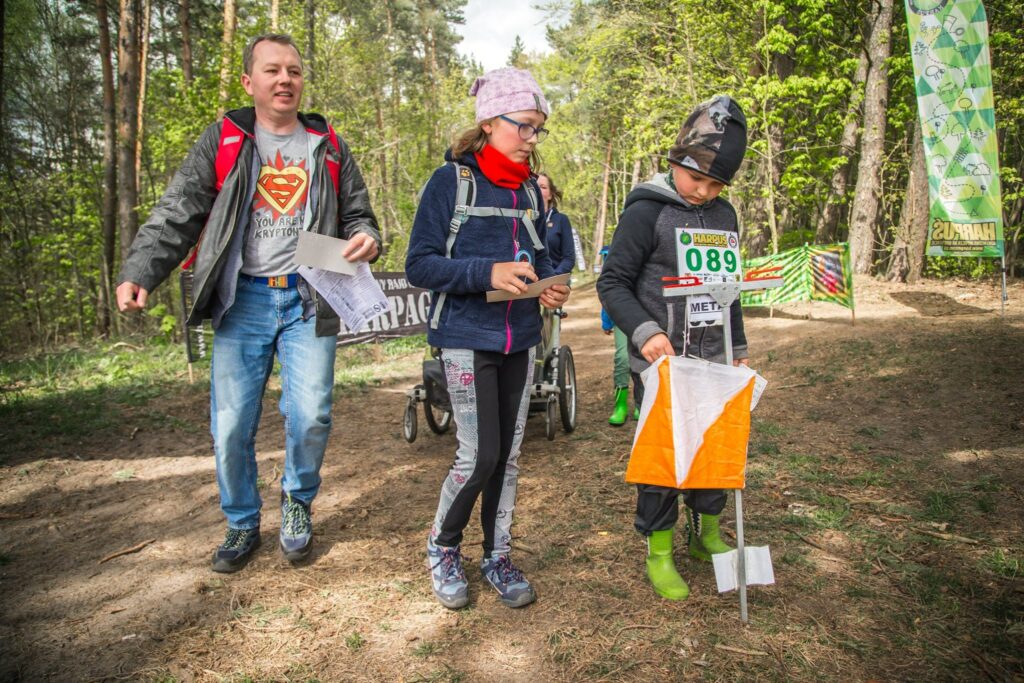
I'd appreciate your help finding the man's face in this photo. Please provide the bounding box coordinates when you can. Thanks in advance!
[241,40,303,122]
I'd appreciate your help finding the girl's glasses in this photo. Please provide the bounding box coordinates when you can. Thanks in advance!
[498,114,549,143]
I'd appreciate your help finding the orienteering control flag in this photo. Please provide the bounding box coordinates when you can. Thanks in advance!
[626,356,767,490]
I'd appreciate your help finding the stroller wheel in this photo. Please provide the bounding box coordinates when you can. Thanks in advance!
[545,397,557,441]
[424,400,452,435]
[557,346,577,433]
[403,397,418,443]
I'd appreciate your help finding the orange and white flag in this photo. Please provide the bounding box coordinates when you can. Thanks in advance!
[625,356,766,490]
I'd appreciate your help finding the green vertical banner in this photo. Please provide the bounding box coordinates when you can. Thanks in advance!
[905,0,1004,257]
[741,244,855,311]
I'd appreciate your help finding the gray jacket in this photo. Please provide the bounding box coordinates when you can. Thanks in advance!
[117,107,381,337]
[596,174,748,373]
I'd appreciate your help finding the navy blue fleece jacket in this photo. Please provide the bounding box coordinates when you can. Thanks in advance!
[544,208,576,275]
[405,151,553,354]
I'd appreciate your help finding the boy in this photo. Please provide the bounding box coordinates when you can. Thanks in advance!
[596,96,749,600]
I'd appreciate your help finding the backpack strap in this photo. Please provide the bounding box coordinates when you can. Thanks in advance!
[430,162,476,329]
[182,118,248,269]
[322,124,342,194]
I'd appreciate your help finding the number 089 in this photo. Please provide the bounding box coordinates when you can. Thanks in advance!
[685,248,737,273]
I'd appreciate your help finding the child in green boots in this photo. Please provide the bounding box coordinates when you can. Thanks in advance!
[596,96,750,600]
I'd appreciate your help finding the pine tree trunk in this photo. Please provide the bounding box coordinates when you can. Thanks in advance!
[304,0,315,109]
[96,0,118,337]
[848,0,894,274]
[117,0,140,258]
[271,0,279,30]
[217,0,237,118]
[179,0,192,84]
[887,125,929,282]
[816,49,869,243]
[592,135,615,269]
[134,0,150,196]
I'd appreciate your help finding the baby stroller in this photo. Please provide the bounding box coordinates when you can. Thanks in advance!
[402,308,577,443]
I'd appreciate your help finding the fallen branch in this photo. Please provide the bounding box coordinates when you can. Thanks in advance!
[714,644,769,656]
[915,528,979,545]
[98,538,156,564]
[773,382,813,390]
[782,527,824,550]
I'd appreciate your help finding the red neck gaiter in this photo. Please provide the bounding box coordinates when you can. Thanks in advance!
[474,144,531,189]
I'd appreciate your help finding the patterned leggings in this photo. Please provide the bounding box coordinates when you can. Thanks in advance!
[430,347,534,557]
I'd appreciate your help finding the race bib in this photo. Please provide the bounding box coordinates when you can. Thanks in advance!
[675,228,741,327]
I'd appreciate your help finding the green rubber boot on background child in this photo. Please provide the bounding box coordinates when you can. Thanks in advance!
[608,387,630,426]
[686,509,733,561]
[645,529,689,600]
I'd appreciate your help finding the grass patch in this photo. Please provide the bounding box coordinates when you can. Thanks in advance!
[346,631,366,651]
[982,549,1022,579]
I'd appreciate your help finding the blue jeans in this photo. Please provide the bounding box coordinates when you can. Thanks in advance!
[211,276,337,530]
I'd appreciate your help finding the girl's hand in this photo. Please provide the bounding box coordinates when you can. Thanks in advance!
[491,261,537,294]
[733,358,750,367]
[540,284,570,309]
[640,333,674,363]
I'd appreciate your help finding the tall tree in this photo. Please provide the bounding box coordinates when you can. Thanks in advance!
[270,0,279,30]
[134,0,150,193]
[304,0,314,109]
[848,0,894,273]
[178,0,192,84]
[96,0,118,336]
[216,0,236,118]
[887,125,929,282]
[816,49,869,243]
[117,0,141,257]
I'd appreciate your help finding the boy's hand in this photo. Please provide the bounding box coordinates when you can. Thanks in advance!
[540,284,570,309]
[491,261,537,294]
[640,333,674,363]
[603,328,613,335]
[733,358,749,367]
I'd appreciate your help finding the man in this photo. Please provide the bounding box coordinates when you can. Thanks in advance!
[117,34,381,573]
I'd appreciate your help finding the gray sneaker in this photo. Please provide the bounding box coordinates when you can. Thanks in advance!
[280,495,312,562]
[426,536,469,609]
[211,527,260,573]
[481,554,536,608]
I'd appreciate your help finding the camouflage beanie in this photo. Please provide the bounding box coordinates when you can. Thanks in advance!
[667,96,748,185]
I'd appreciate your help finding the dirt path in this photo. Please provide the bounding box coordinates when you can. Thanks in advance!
[1,276,1022,682]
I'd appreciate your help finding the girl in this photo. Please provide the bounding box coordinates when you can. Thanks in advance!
[405,68,570,610]
[536,174,576,276]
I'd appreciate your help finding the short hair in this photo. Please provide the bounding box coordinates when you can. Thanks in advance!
[243,33,301,75]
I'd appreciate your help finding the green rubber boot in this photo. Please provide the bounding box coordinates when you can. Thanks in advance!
[645,529,690,600]
[608,387,629,426]
[686,509,733,562]
[633,407,640,420]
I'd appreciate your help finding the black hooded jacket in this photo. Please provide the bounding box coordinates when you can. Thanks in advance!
[596,173,747,373]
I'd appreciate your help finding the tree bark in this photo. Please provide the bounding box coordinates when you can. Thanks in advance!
[271,0,279,30]
[134,0,150,196]
[887,125,929,283]
[816,49,869,243]
[592,134,615,270]
[848,0,894,274]
[96,0,118,337]
[117,0,140,258]
[179,0,192,85]
[304,0,315,109]
[217,0,237,118]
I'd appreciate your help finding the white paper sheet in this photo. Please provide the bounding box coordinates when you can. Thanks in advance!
[712,546,775,593]
[294,231,357,275]
[298,263,389,332]
[485,273,571,303]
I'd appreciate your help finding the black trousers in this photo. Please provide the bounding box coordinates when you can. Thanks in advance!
[631,372,727,535]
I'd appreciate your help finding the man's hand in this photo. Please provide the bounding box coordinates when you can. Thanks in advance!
[640,333,674,363]
[733,358,750,367]
[603,328,613,335]
[342,233,379,262]
[491,261,537,295]
[116,281,149,313]
[539,283,570,309]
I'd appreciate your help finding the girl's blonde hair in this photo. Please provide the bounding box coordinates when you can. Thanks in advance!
[450,120,543,169]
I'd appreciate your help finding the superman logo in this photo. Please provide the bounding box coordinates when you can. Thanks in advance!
[253,150,308,218]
